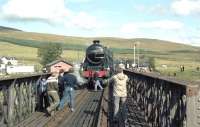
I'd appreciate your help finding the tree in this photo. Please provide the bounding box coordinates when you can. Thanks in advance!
[38,42,63,66]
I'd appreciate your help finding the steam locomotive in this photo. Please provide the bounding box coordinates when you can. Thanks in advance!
[81,40,113,87]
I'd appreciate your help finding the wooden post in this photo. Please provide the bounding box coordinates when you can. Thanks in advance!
[28,81,33,114]
[186,85,200,127]
[19,83,23,122]
[32,80,38,113]
[3,86,8,125]
[7,79,16,127]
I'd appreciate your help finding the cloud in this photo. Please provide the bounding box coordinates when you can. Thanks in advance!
[171,0,200,16]
[1,0,70,23]
[121,20,184,33]
[134,5,146,12]
[67,12,105,30]
[66,0,93,3]
[0,0,104,30]
[150,4,168,15]
[134,4,168,15]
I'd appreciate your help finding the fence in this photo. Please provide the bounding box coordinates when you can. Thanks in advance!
[124,70,200,127]
[0,73,50,127]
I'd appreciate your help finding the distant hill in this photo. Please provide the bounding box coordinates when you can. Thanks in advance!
[0,30,199,52]
[0,26,22,32]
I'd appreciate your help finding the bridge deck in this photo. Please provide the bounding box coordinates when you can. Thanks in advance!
[17,89,103,127]
[58,90,102,127]
[17,86,148,127]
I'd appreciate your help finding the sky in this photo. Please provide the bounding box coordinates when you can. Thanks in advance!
[0,0,200,46]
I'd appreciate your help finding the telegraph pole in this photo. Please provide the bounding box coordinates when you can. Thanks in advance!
[78,49,80,62]
[133,43,136,66]
[137,41,140,67]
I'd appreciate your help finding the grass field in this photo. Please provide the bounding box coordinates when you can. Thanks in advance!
[0,41,86,68]
[0,41,38,64]
[0,30,200,81]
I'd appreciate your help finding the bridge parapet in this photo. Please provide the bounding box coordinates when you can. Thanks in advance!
[124,70,200,127]
[0,73,50,127]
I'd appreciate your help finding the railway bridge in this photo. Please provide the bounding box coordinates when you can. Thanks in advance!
[0,70,199,127]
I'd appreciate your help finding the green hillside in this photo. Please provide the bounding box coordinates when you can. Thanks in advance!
[0,31,198,51]
[0,29,199,81]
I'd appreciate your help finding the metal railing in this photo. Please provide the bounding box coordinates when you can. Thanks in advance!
[0,73,50,127]
[124,70,200,127]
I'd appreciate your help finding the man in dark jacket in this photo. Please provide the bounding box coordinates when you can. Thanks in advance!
[58,67,77,112]
[58,69,65,99]
[37,76,49,111]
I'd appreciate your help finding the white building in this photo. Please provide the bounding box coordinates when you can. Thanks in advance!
[6,65,35,74]
[0,56,18,65]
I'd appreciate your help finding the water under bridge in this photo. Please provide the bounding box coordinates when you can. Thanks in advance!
[0,70,199,127]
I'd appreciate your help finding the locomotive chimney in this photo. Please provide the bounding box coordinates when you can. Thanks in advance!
[93,40,100,44]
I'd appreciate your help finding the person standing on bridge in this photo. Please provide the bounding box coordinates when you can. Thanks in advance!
[58,67,78,112]
[58,69,65,99]
[37,76,49,111]
[110,63,129,123]
[93,72,103,91]
[46,72,60,116]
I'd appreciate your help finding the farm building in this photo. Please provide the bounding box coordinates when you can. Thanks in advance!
[46,60,73,73]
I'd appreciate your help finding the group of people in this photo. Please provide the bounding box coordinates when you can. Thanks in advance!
[37,63,129,124]
[180,65,185,72]
[37,67,77,116]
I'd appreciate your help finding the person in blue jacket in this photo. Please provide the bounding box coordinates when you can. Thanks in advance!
[58,67,78,112]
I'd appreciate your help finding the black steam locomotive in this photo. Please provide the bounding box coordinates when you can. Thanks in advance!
[81,40,113,85]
